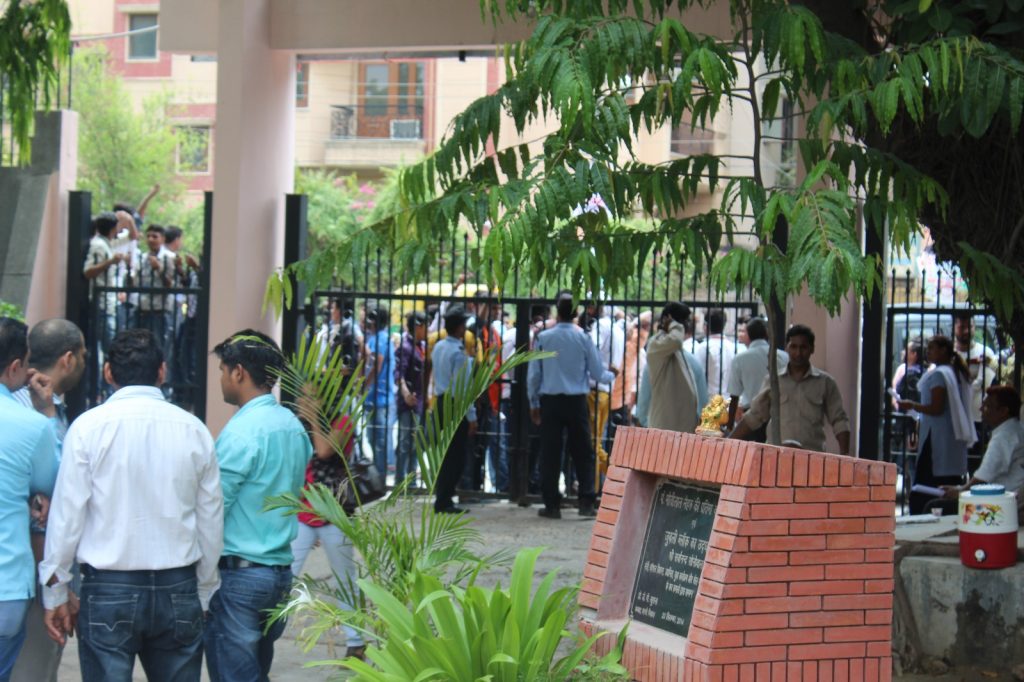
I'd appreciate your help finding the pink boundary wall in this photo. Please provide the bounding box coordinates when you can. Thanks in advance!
[579,427,897,681]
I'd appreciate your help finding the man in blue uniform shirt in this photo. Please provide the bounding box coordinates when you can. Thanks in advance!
[527,293,615,519]
[205,330,311,682]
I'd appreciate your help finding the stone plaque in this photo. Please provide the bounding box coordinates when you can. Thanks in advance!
[629,480,720,638]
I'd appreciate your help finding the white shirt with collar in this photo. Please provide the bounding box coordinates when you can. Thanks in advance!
[588,316,624,393]
[697,334,740,398]
[39,385,224,609]
[727,339,789,409]
[974,418,1024,493]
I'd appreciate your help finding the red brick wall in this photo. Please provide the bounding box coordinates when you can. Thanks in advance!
[580,428,897,681]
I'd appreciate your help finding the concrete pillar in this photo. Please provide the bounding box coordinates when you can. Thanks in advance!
[206,0,296,433]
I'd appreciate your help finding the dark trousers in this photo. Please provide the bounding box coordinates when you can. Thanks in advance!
[433,397,469,511]
[540,394,596,510]
[77,564,202,682]
[909,436,962,514]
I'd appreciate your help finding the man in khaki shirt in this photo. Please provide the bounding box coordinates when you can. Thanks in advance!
[730,324,851,455]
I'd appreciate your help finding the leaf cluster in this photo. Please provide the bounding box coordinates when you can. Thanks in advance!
[0,0,70,165]
[339,548,628,682]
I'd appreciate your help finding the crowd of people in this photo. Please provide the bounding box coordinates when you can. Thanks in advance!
[82,188,203,404]
[5,245,1023,681]
[0,318,328,681]
[890,313,1024,514]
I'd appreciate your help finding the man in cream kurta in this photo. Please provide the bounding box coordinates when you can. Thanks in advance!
[645,303,701,433]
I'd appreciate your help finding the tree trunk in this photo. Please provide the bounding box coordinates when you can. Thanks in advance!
[765,302,783,445]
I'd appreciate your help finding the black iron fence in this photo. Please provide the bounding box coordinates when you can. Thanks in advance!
[66,190,213,421]
[282,194,766,505]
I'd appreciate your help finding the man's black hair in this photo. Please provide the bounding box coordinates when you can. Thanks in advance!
[145,224,166,237]
[92,212,119,238]
[444,306,469,335]
[746,316,769,342]
[212,329,283,390]
[164,225,183,244]
[28,319,84,370]
[406,310,427,334]
[530,304,551,321]
[707,308,726,335]
[986,385,1022,419]
[785,324,815,347]
[112,202,135,214]
[661,302,691,326]
[555,290,576,321]
[366,306,390,329]
[953,311,974,325]
[0,317,29,374]
[107,329,163,387]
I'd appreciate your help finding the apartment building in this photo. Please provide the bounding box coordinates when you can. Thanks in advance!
[66,0,772,214]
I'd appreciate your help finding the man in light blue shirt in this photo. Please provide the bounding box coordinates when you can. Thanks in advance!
[430,306,478,513]
[527,292,614,519]
[0,318,58,681]
[10,319,85,682]
[206,330,310,682]
[726,316,788,437]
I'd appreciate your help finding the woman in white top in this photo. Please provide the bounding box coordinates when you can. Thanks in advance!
[899,335,976,514]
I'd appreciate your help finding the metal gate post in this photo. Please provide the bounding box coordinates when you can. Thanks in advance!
[508,300,533,505]
[64,190,92,421]
[858,219,885,459]
[193,191,214,421]
[282,194,309,359]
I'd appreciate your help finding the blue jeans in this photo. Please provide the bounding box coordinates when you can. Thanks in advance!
[395,410,420,486]
[366,405,395,476]
[77,564,203,682]
[204,566,293,682]
[0,599,30,682]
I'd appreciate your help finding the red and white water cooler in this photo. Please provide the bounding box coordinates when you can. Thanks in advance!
[959,484,1019,569]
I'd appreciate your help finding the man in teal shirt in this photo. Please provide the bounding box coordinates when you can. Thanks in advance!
[0,318,58,682]
[204,330,310,682]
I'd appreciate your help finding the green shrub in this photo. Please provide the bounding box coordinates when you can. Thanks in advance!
[339,547,628,682]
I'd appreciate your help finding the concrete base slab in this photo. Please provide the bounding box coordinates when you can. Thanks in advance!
[899,556,1024,669]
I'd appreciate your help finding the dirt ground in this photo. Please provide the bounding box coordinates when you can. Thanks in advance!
[53,498,1000,680]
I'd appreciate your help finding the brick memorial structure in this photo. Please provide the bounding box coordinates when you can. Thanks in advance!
[580,428,897,681]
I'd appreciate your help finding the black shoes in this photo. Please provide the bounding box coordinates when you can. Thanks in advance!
[578,504,597,517]
[436,506,469,514]
[538,507,562,519]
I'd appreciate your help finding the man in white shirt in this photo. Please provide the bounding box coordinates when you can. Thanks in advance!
[583,301,624,480]
[39,329,223,682]
[953,313,998,423]
[726,316,788,436]
[942,386,1024,499]
[82,213,135,362]
[696,308,738,398]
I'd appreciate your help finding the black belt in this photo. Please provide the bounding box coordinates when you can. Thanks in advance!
[218,556,288,571]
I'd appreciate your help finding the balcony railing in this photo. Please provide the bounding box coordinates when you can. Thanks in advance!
[330,103,425,141]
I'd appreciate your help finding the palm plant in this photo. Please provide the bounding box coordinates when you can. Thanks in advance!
[267,334,558,657]
[339,547,628,681]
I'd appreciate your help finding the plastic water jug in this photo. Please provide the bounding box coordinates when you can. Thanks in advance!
[958,484,1018,569]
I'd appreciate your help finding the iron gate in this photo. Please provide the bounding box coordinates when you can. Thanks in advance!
[65,191,213,421]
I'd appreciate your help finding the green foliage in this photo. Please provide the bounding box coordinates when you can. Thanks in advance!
[267,335,560,670]
[0,300,25,321]
[72,47,185,219]
[336,548,628,681]
[0,0,70,165]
